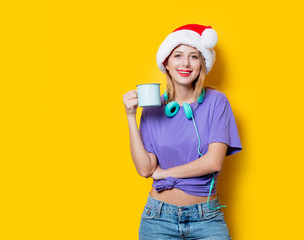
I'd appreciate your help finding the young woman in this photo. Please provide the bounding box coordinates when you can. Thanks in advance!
[123,24,242,240]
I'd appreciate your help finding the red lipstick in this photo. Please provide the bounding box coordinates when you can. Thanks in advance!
[178,70,192,77]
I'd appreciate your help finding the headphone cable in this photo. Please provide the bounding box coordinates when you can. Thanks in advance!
[192,115,226,210]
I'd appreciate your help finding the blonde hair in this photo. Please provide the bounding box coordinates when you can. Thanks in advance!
[164,53,218,103]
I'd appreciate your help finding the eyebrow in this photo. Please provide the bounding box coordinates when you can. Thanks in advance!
[173,51,199,54]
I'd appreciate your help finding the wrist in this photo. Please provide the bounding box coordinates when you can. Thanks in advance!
[126,114,136,120]
[161,168,169,179]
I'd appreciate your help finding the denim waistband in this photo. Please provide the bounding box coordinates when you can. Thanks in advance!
[147,193,221,215]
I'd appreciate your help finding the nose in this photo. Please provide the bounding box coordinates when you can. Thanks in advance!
[182,57,190,67]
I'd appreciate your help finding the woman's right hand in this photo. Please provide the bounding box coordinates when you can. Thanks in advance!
[123,90,138,117]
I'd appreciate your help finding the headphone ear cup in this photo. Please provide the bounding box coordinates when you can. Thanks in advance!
[198,87,205,104]
[183,103,193,120]
[165,101,180,118]
[164,89,168,102]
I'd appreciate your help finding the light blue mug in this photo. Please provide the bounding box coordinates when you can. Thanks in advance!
[136,83,161,107]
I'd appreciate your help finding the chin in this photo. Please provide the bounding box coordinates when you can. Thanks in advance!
[174,78,195,86]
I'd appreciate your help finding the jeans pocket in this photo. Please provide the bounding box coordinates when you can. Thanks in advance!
[141,203,157,220]
[203,206,223,220]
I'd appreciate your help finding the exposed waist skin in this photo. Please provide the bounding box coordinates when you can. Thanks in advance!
[149,187,217,206]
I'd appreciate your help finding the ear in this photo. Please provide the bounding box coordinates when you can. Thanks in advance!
[163,58,169,70]
[165,61,170,70]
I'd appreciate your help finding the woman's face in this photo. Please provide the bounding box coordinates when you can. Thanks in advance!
[165,44,201,88]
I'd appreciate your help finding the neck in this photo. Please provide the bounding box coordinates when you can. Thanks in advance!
[174,85,195,105]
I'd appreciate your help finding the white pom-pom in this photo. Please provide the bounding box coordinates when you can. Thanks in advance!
[201,28,218,49]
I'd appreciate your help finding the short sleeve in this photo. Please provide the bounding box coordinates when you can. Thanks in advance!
[208,98,242,156]
[139,108,155,154]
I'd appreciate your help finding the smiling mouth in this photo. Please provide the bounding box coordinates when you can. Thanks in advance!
[177,70,192,77]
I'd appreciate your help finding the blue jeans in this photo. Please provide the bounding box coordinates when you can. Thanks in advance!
[139,194,231,240]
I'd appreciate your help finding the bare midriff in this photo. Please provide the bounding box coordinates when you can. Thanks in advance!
[149,186,217,206]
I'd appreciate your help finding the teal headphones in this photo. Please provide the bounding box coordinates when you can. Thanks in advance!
[164,87,205,119]
[163,87,226,210]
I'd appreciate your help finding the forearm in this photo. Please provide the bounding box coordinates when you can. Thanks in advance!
[127,115,155,178]
[162,152,220,179]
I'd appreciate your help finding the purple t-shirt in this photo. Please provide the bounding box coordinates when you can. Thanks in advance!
[139,88,242,196]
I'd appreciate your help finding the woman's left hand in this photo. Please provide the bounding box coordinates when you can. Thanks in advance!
[151,165,165,180]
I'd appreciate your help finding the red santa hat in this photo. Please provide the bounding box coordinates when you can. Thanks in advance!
[156,24,218,75]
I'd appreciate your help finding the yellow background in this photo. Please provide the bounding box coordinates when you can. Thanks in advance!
[1,0,304,239]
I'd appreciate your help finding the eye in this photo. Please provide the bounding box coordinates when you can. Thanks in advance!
[174,54,181,58]
[191,55,199,59]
